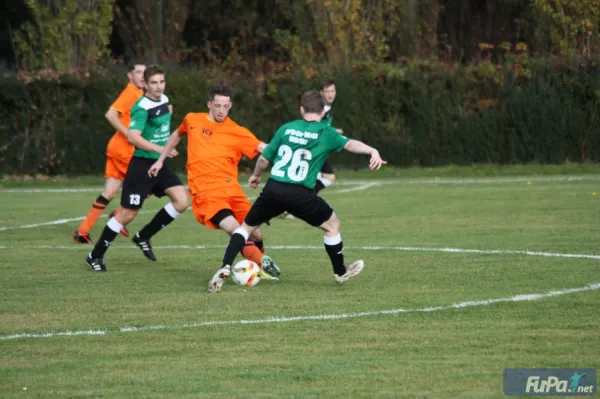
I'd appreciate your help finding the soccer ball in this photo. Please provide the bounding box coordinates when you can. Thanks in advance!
[232,260,261,287]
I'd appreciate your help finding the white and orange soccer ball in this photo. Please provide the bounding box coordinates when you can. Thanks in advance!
[232,260,261,287]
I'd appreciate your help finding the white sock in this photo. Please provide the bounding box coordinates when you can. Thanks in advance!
[107,217,123,233]
[164,202,181,218]
[233,227,250,241]
[323,233,342,245]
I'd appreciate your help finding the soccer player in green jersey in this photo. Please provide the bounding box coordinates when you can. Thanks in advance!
[85,65,188,271]
[314,78,343,193]
[280,78,341,220]
[208,90,386,293]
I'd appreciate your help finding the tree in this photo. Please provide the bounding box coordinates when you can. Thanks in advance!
[533,0,600,57]
[436,0,531,64]
[12,0,113,72]
[273,0,403,65]
[113,0,190,63]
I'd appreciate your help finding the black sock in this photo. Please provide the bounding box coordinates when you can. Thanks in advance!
[96,195,110,206]
[222,233,247,267]
[137,208,175,239]
[91,225,119,258]
[253,240,264,252]
[325,241,346,276]
[314,180,326,193]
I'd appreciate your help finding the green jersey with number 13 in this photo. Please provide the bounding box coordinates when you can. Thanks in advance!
[262,119,349,189]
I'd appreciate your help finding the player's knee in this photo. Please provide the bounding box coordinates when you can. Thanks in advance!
[103,178,122,200]
[320,213,340,235]
[102,188,118,201]
[330,217,340,233]
[116,208,137,224]
[173,197,188,213]
[250,228,263,242]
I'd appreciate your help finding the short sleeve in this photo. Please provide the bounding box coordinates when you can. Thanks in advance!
[324,127,349,153]
[111,87,136,114]
[177,114,190,136]
[262,127,284,161]
[237,127,262,159]
[128,105,147,132]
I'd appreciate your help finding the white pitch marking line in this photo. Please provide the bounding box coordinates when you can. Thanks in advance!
[2,174,600,193]
[0,210,156,232]
[1,187,106,193]
[333,182,380,193]
[1,282,598,341]
[0,183,360,232]
[1,244,599,261]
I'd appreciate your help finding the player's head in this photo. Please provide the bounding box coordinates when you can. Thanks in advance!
[300,91,325,118]
[143,64,166,100]
[127,58,146,90]
[320,78,336,105]
[207,84,233,123]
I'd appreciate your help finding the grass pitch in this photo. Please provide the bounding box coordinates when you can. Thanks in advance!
[1,165,599,398]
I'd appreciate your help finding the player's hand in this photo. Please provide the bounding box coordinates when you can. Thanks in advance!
[369,151,387,171]
[148,160,163,177]
[336,128,344,134]
[249,174,261,189]
[168,148,178,158]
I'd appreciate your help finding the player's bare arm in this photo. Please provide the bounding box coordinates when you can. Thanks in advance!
[256,142,267,153]
[249,155,270,188]
[343,139,387,170]
[149,129,182,177]
[105,108,128,135]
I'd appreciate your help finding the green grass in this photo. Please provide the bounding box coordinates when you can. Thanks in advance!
[1,169,599,398]
[3,162,600,187]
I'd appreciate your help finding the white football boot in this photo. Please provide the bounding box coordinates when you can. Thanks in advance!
[208,265,231,293]
[334,260,364,284]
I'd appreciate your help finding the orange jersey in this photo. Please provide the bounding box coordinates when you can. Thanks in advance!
[106,83,144,159]
[178,113,262,194]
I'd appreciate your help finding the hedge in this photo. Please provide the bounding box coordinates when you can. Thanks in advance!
[1,58,599,176]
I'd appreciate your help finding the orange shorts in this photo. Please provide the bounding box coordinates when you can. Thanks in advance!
[105,155,131,180]
[192,189,252,229]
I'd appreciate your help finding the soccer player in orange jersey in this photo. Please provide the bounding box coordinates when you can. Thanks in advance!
[74,60,146,243]
[148,84,280,279]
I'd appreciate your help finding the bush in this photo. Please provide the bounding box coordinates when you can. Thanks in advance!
[1,58,599,176]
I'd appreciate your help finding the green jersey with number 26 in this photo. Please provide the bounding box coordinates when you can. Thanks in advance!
[262,119,349,189]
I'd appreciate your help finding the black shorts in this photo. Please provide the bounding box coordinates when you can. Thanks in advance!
[320,158,334,174]
[245,179,334,227]
[121,157,183,209]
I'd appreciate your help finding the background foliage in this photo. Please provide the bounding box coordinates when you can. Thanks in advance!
[1,0,600,175]
[2,55,599,175]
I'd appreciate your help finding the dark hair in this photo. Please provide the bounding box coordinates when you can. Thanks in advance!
[144,64,165,82]
[321,78,336,90]
[301,91,324,114]
[208,84,233,101]
[126,58,146,72]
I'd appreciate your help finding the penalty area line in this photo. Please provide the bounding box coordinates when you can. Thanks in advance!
[1,282,598,341]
